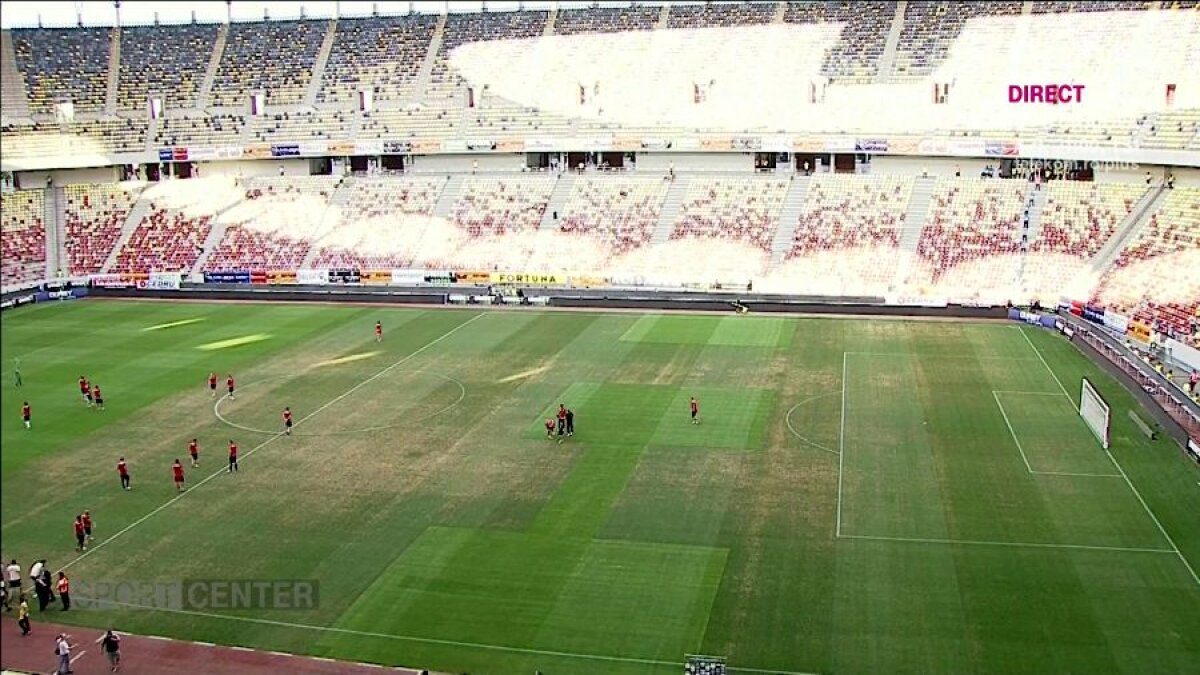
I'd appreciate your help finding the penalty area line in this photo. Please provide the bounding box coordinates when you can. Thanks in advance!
[784,391,840,455]
[61,312,485,572]
[73,597,818,675]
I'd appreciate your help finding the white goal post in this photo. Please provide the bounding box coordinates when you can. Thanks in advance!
[1079,378,1111,449]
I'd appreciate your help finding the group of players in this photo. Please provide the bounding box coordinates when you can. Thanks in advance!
[18,375,106,431]
[543,396,700,441]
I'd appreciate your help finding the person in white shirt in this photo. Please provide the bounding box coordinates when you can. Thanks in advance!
[5,560,21,598]
[55,633,74,675]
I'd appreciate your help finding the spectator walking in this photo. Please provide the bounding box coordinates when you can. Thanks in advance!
[17,595,31,635]
[98,629,122,672]
[6,559,22,600]
[54,633,74,674]
[35,560,54,611]
[56,572,70,612]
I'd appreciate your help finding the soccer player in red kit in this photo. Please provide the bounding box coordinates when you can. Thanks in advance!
[188,438,200,467]
[172,459,185,492]
[208,372,218,398]
[690,396,699,424]
[92,384,104,410]
[544,418,555,439]
[557,404,567,436]
[82,510,94,542]
[22,402,31,429]
[282,407,293,435]
[226,375,236,400]
[73,516,86,551]
[79,376,91,406]
[375,321,383,342]
[117,457,131,490]
[227,441,239,473]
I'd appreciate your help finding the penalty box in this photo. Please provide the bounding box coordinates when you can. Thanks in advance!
[837,352,1170,551]
[526,382,774,451]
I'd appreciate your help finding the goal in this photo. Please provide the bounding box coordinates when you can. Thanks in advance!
[1079,378,1111,449]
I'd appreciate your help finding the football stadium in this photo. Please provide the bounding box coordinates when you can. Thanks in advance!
[1,1,1198,673]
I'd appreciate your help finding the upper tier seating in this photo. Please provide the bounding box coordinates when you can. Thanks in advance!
[557,176,670,256]
[909,177,1027,298]
[63,183,142,275]
[310,176,447,269]
[1,189,46,286]
[0,119,147,157]
[111,205,212,273]
[1032,1,1153,12]
[427,10,547,110]
[12,27,111,114]
[553,6,660,35]
[205,176,342,271]
[1093,187,1200,341]
[358,105,461,140]
[670,177,789,252]
[783,1,893,78]
[247,110,352,144]
[1142,109,1200,150]
[319,15,437,104]
[894,2,1022,76]
[118,24,219,110]
[211,20,326,107]
[450,175,556,238]
[154,114,245,148]
[666,2,776,29]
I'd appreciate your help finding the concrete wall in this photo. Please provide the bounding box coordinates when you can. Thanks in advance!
[16,166,119,187]
[637,152,754,172]
[197,159,314,179]
[872,156,991,177]
[408,153,526,174]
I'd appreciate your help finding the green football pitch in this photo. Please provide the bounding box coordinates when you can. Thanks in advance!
[2,300,1198,674]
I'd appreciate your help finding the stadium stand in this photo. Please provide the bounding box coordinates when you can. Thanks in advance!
[205,176,342,271]
[553,5,660,35]
[247,110,352,144]
[210,20,326,107]
[358,105,461,140]
[1,189,46,286]
[318,15,437,104]
[893,2,1022,77]
[1143,109,1200,150]
[670,177,789,252]
[11,27,111,114]
[558,176,670,257]
[117,23,219,110]
[63,183,142,275]
[666,2,777,29]
[310,176,447,269]
[111,205,212,273]
[451,175,556,238]
[0,118,147,158]
[154,114,245,148]
[1093,187,1200,343]
[783,1,893,78]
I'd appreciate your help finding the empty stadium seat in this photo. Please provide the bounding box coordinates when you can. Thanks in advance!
[319,15,437,103]
[1,189,46,286]
[63,183,143,275]
[118,24,219,111]
[211,20,326,107]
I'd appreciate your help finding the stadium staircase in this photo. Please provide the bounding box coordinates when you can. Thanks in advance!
[538,172,576,231]
[0,30,31,120]
[1014,183,1047,285]
[768,176,810,267]
[650,175,691,245]
[414,14,448,100]
[655,4,671,29]
[1089,184,1167,274]
[196,24,229,111]
[1022,1,1034,15]
[143,115,159,152]
[544,6,558,36]
[433,174,465,220]
[772,2,787,24]
[876,1,908,80]
[99,197,154,274]
[892,175,935,292]
[44,187,62,279]
[303,19,339,108]
[104,27,120,115]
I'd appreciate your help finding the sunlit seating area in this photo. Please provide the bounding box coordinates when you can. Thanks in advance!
[557,176,669,256]
[783,1,892,78]
[451,176,555,238]
[310,176,447,269]
[319,15,437,104]
[893,1,1022,76]
[154,114,245,148]
[210,20,326,107]
[205,176,343,271]
[111,205,212,273]
[1,189,46,286]
[117,23,218,111]
[62,183,143,275]
[670,177,789,252]
[247,110,352,144]
[0,119,147,158]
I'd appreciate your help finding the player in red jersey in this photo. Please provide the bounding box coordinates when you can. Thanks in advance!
[22,402,31,429]
[227,440,239,473]
[544,418,556,439]
[81,511,94,542]
[172,459,185,492]
[117,457,131,490]
[208,372,218,398]
[557,404,567,437]
[226,375,236,400]
[92,384,104,411]
[282,407,293,435]
[73,516,86,551]
[689,396,699,425]
[375,321,383,342]
[188,438,200,467]
[79,376,92,406]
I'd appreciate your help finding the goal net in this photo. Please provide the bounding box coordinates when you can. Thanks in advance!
[1079,378,1111,449]
[685,654,727,675]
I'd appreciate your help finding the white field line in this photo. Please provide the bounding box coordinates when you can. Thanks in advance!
[992,391,1036,473]
[838,533,1177,554]
[784,391,840,455]
[71,597,819,675]
[1018,326,1200,587]
[60,313,484,572]
[843,351,1040,361]
[836,352,847,537]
